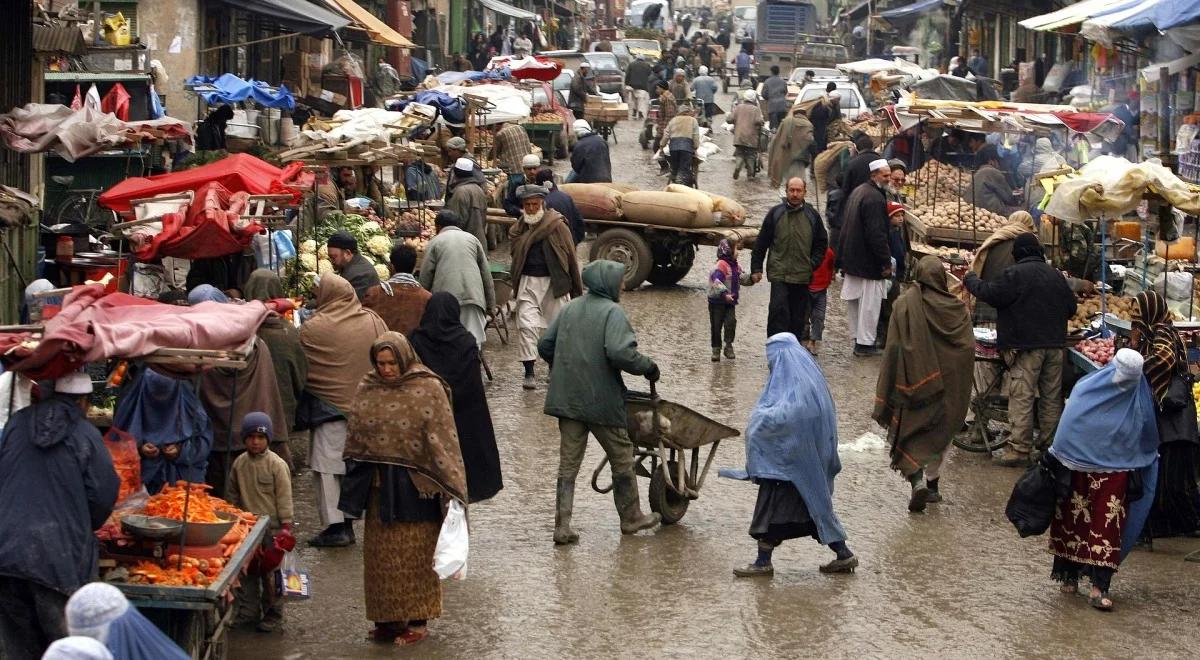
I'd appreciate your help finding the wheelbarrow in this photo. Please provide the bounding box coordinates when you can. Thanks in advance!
[591,382,740,524]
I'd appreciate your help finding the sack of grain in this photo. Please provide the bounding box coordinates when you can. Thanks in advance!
[559,183,623,220]
[664,185,745,226]
[594,182,639,194]
[621,190,714,228]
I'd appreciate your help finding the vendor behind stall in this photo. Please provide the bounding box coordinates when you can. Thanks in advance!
[327,231,382,302]
[962,145,1020,216]
[113,365,213,494]
[0,371,119,659]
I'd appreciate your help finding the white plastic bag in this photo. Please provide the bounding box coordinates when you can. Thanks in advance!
[433,500,468,580]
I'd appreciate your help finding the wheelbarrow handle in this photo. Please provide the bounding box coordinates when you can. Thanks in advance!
[649,380,657,399]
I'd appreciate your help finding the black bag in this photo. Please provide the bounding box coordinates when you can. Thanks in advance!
[1005,455,1066,538]
[1157,370,1199,446]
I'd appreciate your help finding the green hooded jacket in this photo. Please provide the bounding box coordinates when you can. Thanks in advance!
[539,261,656,428]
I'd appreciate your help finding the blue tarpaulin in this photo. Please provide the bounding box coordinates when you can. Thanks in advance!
[390,90,467,125]
[185,74,296,110]
[878,0,946,23]
[1148,0,1200,30]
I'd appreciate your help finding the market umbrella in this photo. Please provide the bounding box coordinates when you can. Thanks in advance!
[487,56,563,82]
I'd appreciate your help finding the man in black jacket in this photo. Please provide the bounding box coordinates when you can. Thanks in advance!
[964,233,1077,467]
[836,158,893,356]
[625,54,654,119]
[569,119,612,183]
[839,133,881,205]
[751,177,828,342]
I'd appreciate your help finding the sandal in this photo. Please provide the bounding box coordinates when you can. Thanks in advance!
[395,627,429,646]
[1088,593,1114,611]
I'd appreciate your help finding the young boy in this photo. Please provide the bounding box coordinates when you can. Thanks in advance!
[228,412,293,633]
[804,247,836,356]
[708,238,753,361]
[876,202,909,347]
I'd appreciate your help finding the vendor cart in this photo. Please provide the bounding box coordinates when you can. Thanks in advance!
[110,518,269,660]
[521,122,562,164]
[591,383,739,524]
[955,329,1010,453]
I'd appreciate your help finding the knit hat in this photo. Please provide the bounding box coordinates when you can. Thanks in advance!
[656,80,670,91]
[454,157,475,172]
[66,582,129,643]
[241,411,273,441]
[1012,232,1044,260]
[446,136,467,150]
[698,65,708,76]
[742,89,757,102]
[886,201,906,217]
[326,230,357,252]
[55,370,93,395]
[521,154,541,168]
[43,637,114,660]
[869,158,890,172]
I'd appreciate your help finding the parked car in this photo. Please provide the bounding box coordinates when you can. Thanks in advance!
[591,41,633,69]
[784,67,848,102]
[793,81,868,120]
[540,51,624,94]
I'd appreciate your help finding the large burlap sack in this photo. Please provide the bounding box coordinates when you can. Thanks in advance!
[594,182,639,194]
[621,190,714,228]
[559,183,623,220]
[664,184,745,226]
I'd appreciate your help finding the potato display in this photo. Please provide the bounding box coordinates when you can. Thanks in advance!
[1068,294,1137,333]
[910,241,973,263]
[906,161,971,200]
[909,201,1008,231]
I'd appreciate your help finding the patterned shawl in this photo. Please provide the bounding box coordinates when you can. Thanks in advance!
[1132,290,1185,403]
[344,332,467,503]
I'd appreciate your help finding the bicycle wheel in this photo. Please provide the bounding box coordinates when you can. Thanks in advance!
[53,194,91,226]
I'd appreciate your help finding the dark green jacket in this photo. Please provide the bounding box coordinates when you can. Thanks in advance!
[750,201,828,285]
[539,261,656,427]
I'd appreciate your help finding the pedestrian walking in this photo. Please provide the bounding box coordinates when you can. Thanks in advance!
[539,260,661,544]
[663,103,701,186]
[534,168,585,244]
[243,269,308,456]
[874,256,974,512]
[730,90,765,180]
[339,332,467,647]
[837,158,893,356]
[751,177,828,341]
[963,233,1076,466]
[569,120,612,183]
[364,243,432,335]
[65,582,189,659]
[691,66,719,125]
[228,412,294,633]
[410,293,504,503]
[654,80,677,152]
[0,371,119,659]
[1046,349,1158,611]
[725,333,858,577]
[708,238,750,361]
[326,230,381,301]
[767,104,815,192]
[625,54,653,118]
[419,209,496,349]
[502,154,544,217]
[761,65,789,130]
[669,68,691,102]
[299,273,388,547]
[445,157,491,249]
[568,62,597,119]
[510,185,583,389]
[803,247,835,356]
[735,49,751,85]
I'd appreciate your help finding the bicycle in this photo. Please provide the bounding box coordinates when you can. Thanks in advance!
[49,175,117,230]
[954,335,1011,453]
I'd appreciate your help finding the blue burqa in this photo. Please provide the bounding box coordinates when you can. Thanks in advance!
[113,367,212,494]
[1049,361,1160,558]
[720,333,847,544]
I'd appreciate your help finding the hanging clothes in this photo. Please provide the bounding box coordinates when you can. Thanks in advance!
[100,83,131,121]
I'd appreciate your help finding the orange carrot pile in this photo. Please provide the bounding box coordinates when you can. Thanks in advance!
[144,482,222,522]
[128,560,214,587]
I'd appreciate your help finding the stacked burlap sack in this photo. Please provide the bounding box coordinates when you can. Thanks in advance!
[558,183,746,228]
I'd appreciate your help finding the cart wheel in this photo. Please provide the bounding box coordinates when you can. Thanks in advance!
[953,417,1010,453]
[589,228,653,289]
[649,461,689,524]
[646,241,696,286]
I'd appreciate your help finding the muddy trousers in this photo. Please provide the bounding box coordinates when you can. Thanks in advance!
[709,303,737,348]
[766,282,810,340]
[557,418,641,522]
[1052,556,1114,592]
[0,577,67,659]
[1005,348,1064,455]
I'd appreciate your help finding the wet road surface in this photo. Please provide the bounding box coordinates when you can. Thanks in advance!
[232,90,1200,658]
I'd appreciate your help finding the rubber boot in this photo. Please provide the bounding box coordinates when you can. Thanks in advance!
[553,478,580,545]
[613,473,660,534]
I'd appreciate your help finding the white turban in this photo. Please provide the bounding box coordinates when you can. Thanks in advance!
[869,158,890,173]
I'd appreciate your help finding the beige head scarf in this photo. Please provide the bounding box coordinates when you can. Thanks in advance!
[299,273,388,413]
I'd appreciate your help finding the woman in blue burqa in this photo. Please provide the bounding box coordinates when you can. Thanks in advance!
[1047,348,1159,611]
[722,333,857,577]
[113,365,212,494]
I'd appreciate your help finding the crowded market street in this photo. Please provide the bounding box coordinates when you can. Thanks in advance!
[229,109,1200,659]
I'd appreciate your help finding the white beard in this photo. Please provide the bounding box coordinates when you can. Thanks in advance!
[522,208,545,225]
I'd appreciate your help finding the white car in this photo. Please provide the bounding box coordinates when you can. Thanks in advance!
[793,81,868,120]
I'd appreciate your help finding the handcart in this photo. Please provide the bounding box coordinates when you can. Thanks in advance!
[590,118,618,143]
[954,328,1010,453]
[591,382,739,523]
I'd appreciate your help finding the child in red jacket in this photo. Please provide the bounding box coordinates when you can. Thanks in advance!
[805,248,835,356]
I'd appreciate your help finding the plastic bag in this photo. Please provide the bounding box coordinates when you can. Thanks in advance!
[277,551,310,598]
[433,500,469,580]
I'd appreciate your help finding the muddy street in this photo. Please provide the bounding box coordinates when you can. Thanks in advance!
[233,90,1200,659]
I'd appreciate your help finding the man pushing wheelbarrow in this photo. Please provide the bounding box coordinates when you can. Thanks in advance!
[538,260,662,544]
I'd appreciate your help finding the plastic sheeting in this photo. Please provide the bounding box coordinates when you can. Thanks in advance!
[0,104,192,162]
[1044,155,1200,221]
[99,153,308,214]
[486,55,564,82]
[434,84,533,125]
[184,74,295,110]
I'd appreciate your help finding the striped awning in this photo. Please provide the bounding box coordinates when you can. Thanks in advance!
[1017,0,1137,32]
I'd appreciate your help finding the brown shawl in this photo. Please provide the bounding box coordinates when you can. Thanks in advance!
[873,256,975,478]
[969,210,1035,276]
[197,337,290,458]
[1133,290,1185,404]
[509,208,583,299]
[363,277,432,335]
[344,332,467,502]
[299,273,388,413]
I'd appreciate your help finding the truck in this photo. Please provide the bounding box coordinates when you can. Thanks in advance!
[754,0,822,78]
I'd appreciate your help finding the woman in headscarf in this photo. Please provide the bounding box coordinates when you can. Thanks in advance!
[338,332,467,647]
[965,210,1035,323]
[243,269,308,441]
[723,333,858,577]
[1047,348,1159,611]
[874,256,974,511]
[113,365,212,494]
[299,273,388,547]
[1131,290,1200,538]
[409,293,503,503]
[65,582,188,659]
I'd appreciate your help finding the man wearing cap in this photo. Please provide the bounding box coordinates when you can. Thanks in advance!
[535,168,586,244]
[963,144,1020,216]
[669,68,691,103]
[837,158,894,356]
[446,156,491,249]
[503,154,543,218]
[691,65,719,126]
[625,54,653,119]
[654,79,677,152]
[492,120,533,175]
[0,371,119,657]
[510,184,583,389]
[731,89,765,180]
[444,135,469,164]
[875,201,910,347]
[569,119,612,184]
[751,177,828,341]
[569,62,597,119]
[326,230,381,301]
[663,103,701,186]
[420,209,496,348]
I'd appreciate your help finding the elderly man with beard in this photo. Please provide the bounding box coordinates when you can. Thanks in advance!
[509,185,583,390]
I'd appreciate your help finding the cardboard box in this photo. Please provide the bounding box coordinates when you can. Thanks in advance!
[316,88,347,106]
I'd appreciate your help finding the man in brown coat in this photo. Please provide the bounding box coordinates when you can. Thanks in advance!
[363,243,431,335]
[730,89,765,179]
[509,184,583,390]
[768,106,816,191]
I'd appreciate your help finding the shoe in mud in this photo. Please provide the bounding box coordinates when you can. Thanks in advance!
[819,555,859,574]
[711,348,721,362]
[993,448,1031,468]
[724,344,735,359]
[522,375,536,390]
[908,484,931,513]
[733,563,774,578]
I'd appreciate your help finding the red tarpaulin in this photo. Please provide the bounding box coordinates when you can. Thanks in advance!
[129,181,264,261]
[488,56,563,82]
[99,153,309,214]
[1050,111,1123,135]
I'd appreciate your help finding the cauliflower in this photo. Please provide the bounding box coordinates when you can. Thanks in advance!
[299,253,318,271]
[317,259,334,275]
[360,221,382,234]
[374,263,390,280]
[366,234,393,259]
[317,245,329,260]
[300,239,317,255]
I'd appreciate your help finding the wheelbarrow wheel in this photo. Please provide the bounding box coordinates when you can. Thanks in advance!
[649,461,689,524]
